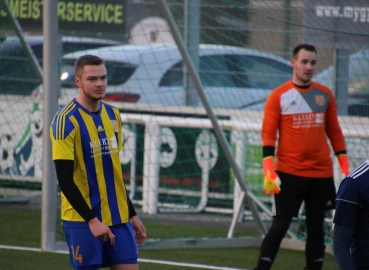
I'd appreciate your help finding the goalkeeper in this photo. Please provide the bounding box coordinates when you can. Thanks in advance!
[254,44,349,270]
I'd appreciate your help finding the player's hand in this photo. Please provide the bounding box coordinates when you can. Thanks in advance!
[263,157,281,195]
[337,154,349,176]
[88,217,116,245]
[130,215,147,245]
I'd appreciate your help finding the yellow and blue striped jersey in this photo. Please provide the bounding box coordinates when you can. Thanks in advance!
[50,99,128,226]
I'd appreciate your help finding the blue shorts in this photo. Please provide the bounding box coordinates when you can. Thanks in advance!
[63,221,138,270]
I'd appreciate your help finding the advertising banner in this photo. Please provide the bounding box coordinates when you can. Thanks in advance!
[303,0,369,49]
[0,0,127,40]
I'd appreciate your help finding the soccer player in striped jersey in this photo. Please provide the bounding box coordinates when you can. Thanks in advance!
[334,160,369,270]
[50,54,146,270]
[254,44,349,270]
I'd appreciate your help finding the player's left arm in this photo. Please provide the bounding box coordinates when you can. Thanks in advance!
[324,90,349,175]
[126,185,146,244]
[129,215,146,244]
[115,107,146,244]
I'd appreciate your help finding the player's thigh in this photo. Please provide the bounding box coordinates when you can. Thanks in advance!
[63,225,103,268]
[102,223,138,267]
[110,264,138,270]
[274,171,307,217]
[305,177,335,217]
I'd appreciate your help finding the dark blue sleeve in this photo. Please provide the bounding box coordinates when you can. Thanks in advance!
[333,177,360,227]
[333,224,355,270]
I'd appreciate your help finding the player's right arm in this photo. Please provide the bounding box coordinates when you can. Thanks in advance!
[55,167,137,222]
[262,146,280,194]
[54,159,115,244]
[50,107,96,222]
[54,159,96,222]
[54,160,142,245]
[261,87,282,194]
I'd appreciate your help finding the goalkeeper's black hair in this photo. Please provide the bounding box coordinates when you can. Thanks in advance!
[292,44,317,58]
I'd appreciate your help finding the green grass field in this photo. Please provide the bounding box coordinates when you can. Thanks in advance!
[0,206,339,270]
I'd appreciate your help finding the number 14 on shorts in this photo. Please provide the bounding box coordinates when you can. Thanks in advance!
[71,245,83,263]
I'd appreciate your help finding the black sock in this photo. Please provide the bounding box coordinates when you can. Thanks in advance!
[255,216,292,270]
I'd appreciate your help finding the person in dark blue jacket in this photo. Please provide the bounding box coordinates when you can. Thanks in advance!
[333,159,369,270]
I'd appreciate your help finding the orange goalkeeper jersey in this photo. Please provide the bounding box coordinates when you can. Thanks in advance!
[262,80,346,178]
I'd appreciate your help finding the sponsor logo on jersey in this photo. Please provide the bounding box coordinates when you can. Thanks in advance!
[88,136,118,158]
[109,136,118,149]
[97,125,104,132]
[90,138,109,150]
[315,113,324,123]
[111,120,118,132]
[292,112,324,128]
[315,95,325,105]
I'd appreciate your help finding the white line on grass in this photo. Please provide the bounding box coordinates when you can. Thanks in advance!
[0,245,248,270]
[139,258,246,270]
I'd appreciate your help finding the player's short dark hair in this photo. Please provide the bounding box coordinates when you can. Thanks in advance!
[292,44,317,58]
[74,54,105,77]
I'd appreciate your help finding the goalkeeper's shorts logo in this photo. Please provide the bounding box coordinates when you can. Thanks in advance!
[326,200,333,207]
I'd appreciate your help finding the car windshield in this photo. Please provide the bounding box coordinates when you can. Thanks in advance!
[60,60,138,87]
[159,54,292,89]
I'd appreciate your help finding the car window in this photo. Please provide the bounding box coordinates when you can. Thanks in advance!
[158,61,182,87]
[0,43,41,95]
[200,55,236,87]
[0,39,121,96]
[60,60,138,87]
[159,54,291,89]
[159,55,239,88]
[62,42,116,56]
[348,56,369,97]
[236,55,292,89]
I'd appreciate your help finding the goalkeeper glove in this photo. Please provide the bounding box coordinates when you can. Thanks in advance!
[337,154,349,176]
[263,156,281,195]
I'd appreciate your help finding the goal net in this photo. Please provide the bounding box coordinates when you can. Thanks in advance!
[0,0,368,249]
